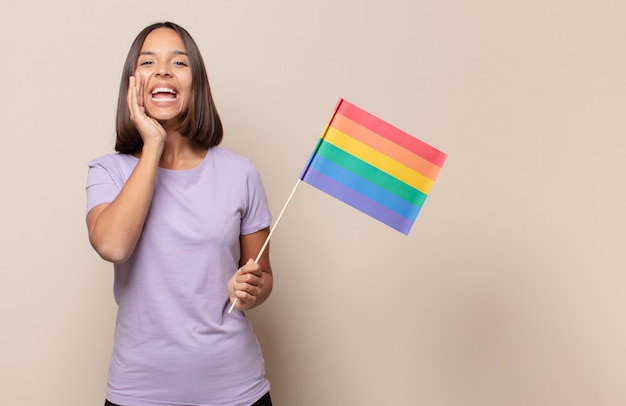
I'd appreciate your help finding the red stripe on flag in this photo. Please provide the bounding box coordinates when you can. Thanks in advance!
[336,99,447,168]
[330,113,442,181]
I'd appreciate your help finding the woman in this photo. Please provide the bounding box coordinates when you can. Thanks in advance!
[86,22,273,406]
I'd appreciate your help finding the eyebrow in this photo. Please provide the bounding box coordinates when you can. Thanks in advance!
[139,50,188,56]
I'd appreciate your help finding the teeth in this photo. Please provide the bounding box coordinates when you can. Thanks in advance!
[152,87,176,94]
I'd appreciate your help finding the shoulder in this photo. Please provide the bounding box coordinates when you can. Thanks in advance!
[210,146,251,164]
[89,152,136,165]
[87,153,139,186]
[88,153,138,171]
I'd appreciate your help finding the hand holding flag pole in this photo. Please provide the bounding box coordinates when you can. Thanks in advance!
[228,179,303,314]
[228,98,447,314]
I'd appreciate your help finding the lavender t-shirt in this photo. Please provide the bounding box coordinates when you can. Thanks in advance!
[86,147,272,406]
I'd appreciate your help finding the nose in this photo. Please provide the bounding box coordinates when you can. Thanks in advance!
[155,61,172,77]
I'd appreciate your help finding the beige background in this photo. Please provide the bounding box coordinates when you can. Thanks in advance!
[1,0,625,405]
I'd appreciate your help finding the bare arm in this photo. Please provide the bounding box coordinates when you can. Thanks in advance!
[87,145,162,263]
[87,76,166,263]
[228,227,273,311]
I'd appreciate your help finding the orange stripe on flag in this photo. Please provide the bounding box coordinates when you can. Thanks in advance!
[336,100,447,168]
[331,113,442,181]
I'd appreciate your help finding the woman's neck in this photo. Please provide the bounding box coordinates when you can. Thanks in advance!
[159,132,207,170]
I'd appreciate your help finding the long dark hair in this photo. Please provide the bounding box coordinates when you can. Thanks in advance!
[114,22,223,153]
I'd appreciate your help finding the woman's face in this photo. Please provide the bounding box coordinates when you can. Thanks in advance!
[135,27,192,124]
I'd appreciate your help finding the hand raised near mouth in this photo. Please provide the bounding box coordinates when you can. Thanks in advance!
[128,75,166,149]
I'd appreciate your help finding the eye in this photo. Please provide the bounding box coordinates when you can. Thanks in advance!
[138,59,154,66]
[174,60,189,67]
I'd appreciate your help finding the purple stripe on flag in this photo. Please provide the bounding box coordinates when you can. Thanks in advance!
[302,168,415,235]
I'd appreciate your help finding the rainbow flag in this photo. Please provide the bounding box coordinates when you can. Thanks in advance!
[300,99,447,235]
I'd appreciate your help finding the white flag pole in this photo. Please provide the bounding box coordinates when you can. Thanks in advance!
[228,179,303,314]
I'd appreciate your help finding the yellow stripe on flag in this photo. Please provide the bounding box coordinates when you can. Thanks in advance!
[323,127,434,194]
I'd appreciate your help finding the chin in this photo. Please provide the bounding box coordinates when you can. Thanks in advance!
[148,112,177,122]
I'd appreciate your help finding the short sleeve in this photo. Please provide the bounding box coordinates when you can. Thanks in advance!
[85,157,123,215]
[240,164,272,235]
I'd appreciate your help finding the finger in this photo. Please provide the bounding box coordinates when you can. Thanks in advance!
[136,74,145,108]
[127,76,135,117]
[235,267,263,288]
[240,260,262,277]
[237,271,263,288]
[128,76,142,119]
[234,289,258,306]
[236,280,264,297]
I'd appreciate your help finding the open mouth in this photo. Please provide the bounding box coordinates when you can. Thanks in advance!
[151,87,178,102]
